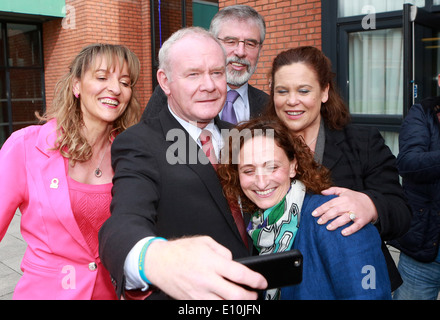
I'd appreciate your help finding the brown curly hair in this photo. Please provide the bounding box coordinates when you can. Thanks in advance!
[217,117,332,213]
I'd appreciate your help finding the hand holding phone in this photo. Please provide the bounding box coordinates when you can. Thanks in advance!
[235,250,303,290]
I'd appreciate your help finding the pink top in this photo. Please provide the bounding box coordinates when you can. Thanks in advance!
[67,173,113,300]
[67,176,112,257]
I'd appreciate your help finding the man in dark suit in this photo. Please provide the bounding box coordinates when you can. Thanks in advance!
[99,27,267,300]
[142,5,269,122]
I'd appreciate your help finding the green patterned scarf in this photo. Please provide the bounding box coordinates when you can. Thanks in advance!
[247,180,306,299]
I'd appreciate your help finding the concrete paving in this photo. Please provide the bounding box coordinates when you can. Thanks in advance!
[0,210,26,300]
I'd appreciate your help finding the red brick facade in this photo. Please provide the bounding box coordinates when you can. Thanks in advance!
[220,0,322,93]
[43,0,151,109]
[42,0,322,111]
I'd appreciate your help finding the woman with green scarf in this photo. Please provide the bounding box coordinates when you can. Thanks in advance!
[217,118,391,300]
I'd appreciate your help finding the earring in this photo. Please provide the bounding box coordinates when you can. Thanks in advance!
[74,92,79,99]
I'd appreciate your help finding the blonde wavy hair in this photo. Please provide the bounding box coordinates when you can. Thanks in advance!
[38,43,141,165]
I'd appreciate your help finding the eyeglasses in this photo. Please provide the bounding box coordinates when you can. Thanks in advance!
[217,37,261,50]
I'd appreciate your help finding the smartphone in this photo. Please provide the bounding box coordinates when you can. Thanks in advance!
[235,250,303,289]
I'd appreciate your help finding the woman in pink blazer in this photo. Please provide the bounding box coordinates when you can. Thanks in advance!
[0,44,141,299]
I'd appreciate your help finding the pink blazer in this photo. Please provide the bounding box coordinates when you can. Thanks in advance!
[0,120,116,300]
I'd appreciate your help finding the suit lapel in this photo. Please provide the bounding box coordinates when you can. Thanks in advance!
[248,85,268,118]
[158,109,244,243]
[36,121,93,256]
[322,127,344,171]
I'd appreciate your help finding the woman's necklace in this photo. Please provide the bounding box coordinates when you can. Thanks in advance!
[306,136,318,147]
[94,143,109,178]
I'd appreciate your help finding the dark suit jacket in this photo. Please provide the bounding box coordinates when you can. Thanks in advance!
[141,84,268,121]
[322,124,412,291]
[98,107,249,298]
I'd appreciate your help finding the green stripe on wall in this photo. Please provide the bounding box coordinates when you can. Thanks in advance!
[0,0,65,18]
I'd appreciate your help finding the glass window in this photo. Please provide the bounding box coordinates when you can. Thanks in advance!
[11,100,43,133]
[381,131,399,157]
[436,31,440,97]
[0,22,44,146]
[338,0,425,17]
[9,69,43,130]
[418,30,440,99]
[0,99,8,147]
[7,24,41,67]
[0,29,4,67]
[348,28,403,115]
[0,69,6,100]
[0,48,7,147]
[9,69,42,100]
[0,124,9,148]
[325,0,440,156]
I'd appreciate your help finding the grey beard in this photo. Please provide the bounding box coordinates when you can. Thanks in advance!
[226,58,257,87]
[227,69,253,87]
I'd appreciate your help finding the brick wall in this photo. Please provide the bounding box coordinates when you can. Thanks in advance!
[151,0,193,84]
[219,0,322,94]
[43,0,151,110]
[42,0,322,112]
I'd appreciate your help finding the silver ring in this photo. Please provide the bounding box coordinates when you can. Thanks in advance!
[348,212,356,221]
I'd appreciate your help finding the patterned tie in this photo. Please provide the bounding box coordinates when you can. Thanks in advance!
[199,129,248,248]
[221,90,239,124]
[199,129,218,167]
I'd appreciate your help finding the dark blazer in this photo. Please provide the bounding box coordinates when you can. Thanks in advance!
[247,84,269,119]
[141,84,268,121]
[322,124,412,291]
[99,107,249,298]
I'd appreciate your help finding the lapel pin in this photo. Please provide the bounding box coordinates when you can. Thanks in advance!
[50,178,59,189]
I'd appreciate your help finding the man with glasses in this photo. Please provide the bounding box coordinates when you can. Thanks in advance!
[142,5,268,123]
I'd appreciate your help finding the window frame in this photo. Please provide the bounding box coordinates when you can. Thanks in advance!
[321,0,440,132]
[0,20,45,146]
[338,16,403,132]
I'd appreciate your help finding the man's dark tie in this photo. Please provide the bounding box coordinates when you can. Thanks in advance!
[199,129,248,248]
[221,90,239,124]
